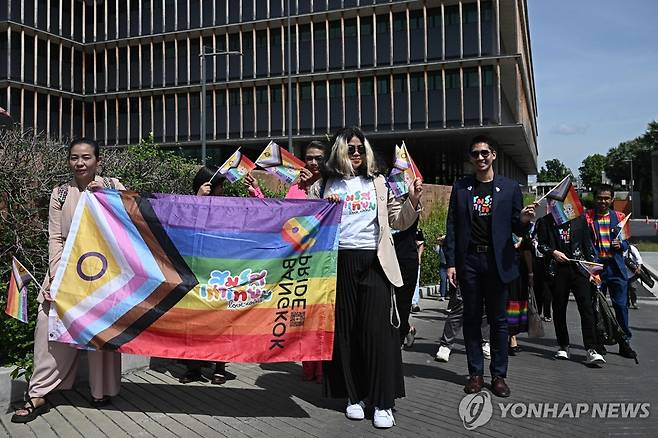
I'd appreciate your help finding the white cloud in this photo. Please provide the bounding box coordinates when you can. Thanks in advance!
[551,123,590,136]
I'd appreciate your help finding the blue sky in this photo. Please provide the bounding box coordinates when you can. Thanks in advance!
[528,0,658,176]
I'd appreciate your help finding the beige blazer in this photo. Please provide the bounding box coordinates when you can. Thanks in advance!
[309,174,420,287]
[39,176,124,302]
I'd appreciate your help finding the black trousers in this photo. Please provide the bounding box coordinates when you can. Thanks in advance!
[551,264,597,349]
[459,250,509,378]
[394,257,420,344]
[533,260,553,318]
[323,250,405,409]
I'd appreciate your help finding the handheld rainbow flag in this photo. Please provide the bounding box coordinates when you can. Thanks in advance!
[5,257,34,323]
[255,141,306,185]
[218,148,257,183]
[571,259,604,279]
[613,213,631,241]
[387,143,421,198]
[48,190,341,363]
[546,179,584,225]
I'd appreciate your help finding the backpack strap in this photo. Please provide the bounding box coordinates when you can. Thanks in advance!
[56,183,69,207]
[319,178,328,199]
[102,176,116,189]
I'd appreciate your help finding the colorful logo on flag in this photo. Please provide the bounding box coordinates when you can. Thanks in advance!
[256,141,306,185]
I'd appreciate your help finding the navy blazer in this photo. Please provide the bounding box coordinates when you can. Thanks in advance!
[445,174,529,284]
[587,208,629,279]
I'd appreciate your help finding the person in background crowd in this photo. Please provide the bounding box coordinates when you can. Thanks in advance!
[394,220,422,349]
[435,235,448,301]
[445,135,535,398]
[537,207,605,367]
[286,140,329,383]
[532,214,553,322]
[12,138,123,423]
[506,236,531,356]
[435,289,491,362]
[585,184,634,358]
[409,228,425,315]
[309,126,422,429]
[625,244,643,310]
[178,164,263,385]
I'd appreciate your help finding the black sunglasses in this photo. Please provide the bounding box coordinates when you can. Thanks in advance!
[348,145,366,155]
[470,149,492,159]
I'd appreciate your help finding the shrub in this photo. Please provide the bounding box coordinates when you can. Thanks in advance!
[419,201,448,286]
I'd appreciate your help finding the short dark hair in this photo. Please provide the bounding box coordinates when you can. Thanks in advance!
[304,140,327,157]
[469,135,497,153]
[192,165,225,194]
[593,184,614,198]
[69,137,100,159]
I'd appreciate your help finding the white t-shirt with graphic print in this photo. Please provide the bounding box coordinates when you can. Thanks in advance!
[326,176,379,250]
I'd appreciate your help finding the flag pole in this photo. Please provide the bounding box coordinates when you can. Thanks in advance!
[535,175,570,204]
[12,257,40,285]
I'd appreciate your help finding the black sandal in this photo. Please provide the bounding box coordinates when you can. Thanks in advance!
[211,373,226,385]
[90,396,111,408]
[11,398,49,423]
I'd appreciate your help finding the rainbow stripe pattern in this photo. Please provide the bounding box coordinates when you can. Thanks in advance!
[256,141,306,185]
[218,149,257,183]
[49,190,341,362]
[547,185,584,225]
[5,257,31,323]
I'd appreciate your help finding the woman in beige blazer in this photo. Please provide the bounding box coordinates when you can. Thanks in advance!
[12,139,123,423]
[308,126,422,429]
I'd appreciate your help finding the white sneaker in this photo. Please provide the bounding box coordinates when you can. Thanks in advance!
[373,407,396,428]
[404,327,416,349]
[435,345,451,362]
[345,400,366,420]
[554,348,570,360]
[584,349,606,367]
[482,342,491,360]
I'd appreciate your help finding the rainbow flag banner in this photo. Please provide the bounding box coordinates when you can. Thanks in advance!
[5,257,32,323]
[48,190,340,362]
[218,148,257,183]
[387,143,422,198]
[256,141,306,185]
[547,182,584,225]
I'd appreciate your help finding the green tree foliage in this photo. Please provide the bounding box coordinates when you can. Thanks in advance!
[578,153,606,190]
[604,121,658,213]
[419,202,448,287]
[537,158,572,183]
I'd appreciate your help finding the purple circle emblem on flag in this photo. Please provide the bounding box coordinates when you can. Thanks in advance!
[77,252,108,281]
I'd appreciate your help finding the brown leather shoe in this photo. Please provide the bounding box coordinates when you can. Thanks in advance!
[491,376,511,397]
[464,375,484,394]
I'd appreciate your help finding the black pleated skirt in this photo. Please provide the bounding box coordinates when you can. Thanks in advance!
[323,249,405,409]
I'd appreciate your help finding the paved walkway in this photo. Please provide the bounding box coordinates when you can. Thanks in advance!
[2,294,658,437]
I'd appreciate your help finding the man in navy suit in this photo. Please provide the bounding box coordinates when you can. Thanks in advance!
[445,135,535,397]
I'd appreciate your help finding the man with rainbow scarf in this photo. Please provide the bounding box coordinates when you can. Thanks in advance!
[585,184,634,359]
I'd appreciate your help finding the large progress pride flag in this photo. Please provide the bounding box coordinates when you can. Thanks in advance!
[48,190,340,363]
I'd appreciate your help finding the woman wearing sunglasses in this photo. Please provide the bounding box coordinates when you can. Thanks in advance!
[308,126,422,429]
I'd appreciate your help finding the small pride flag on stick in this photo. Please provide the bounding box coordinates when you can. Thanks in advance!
[613,213,631,241]
[255,141,306,185]
[218,148,257,183]
[5,257,36,323]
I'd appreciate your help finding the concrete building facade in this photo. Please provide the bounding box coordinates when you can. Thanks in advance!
[0,0,538,183]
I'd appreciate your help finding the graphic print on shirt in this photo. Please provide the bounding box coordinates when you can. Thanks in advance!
[473,194,493,216]
[338,190,377,215]
[558,225,571,245]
